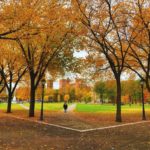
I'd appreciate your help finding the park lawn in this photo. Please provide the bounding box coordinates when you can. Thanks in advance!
[1,102,150,113]
[23,102,66,111]
[76,103,115,112]
[75,103,150,113]
[0,103,23,110]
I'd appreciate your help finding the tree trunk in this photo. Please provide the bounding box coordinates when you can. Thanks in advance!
[100,93,103,104]
[129,95,132,106]
[7,92,12,113]
[116,78,122,122]
[29,76,36,117]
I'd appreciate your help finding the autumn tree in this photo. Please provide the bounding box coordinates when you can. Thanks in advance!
[73,0,133,122]
[122,80,141,104]
[69,87,76,102]
[125,0,150,92]
[44,88,55,102]
[12,0,79,117]
[0,41,27,113]
[94,81,106,103]
[16,87,30,101]
[105,80,116,104]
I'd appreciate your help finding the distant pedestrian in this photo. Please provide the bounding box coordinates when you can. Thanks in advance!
[63,102,68,113]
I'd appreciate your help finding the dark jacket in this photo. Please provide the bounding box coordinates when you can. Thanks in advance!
[63,103,68,110]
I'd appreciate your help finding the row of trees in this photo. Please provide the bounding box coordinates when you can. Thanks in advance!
[94,80,150,104]
[0,0,149,122]
[72,0,150,122]
[0,0,81,117]
[14,79,147,105]
[14,85,92,103]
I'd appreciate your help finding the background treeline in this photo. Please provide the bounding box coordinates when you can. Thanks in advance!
[94,80,149,104]
[0,79,147,105]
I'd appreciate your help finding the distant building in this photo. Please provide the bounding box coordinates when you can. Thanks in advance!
[59,78,89,90]
[47,80,53,89]
[75,78,85,89]
[59,78,70,89]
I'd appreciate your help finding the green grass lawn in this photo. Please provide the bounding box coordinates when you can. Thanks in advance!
[0,102,69,111]
[23,102,65,111]
[75,103,150,113]
[0,103,23,110]
[1,102,150,113]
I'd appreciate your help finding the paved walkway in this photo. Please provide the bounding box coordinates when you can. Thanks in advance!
[19,103,77,112]
[16,103,150,133]
[67,103,77,112]
[19,104,29,110]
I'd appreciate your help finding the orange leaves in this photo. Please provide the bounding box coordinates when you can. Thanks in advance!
[64,94,70,102]
[122,95,129,103]
[144,90,150,102]
[95,58,105,68]
[16,87,30,101]
[0,40,24,69]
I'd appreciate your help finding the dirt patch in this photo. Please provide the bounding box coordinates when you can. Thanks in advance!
[0,114,150,150]
[2,110,150,129]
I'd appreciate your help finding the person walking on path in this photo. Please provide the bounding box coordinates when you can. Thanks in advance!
[63,102,68,113]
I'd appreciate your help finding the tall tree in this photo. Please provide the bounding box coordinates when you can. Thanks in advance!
[73,0,132,122]
[14,0,78,117]
[122,80,141,104]
[125,0,150,92]
[0,42,27,113]
[94,81,106,103]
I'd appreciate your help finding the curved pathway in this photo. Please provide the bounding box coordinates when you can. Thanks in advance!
[19,104,29,110]
[67,103,77,112]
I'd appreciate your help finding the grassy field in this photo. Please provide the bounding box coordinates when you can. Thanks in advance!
[75,103,150,113]
[0,103,23,110]
[1,102,150,113]
[0,102,66,111]
[23,102,65,111]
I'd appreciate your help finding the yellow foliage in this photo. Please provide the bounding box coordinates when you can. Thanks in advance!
[64,94,70,102]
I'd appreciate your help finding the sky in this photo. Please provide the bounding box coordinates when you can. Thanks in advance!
[73,50,88,58]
